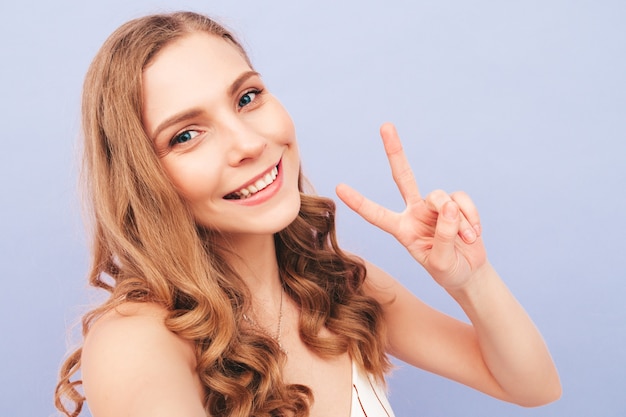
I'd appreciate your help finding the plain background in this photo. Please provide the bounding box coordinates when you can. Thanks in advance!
[1,1,624,416]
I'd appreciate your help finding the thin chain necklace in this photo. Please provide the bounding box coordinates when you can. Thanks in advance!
[243,288,286,353]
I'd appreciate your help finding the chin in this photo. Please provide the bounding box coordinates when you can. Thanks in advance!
[266,190,302,234]
[196,190,302,237]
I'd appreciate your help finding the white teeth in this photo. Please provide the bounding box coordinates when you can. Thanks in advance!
[233,165,279,199]
[255,178,267,191]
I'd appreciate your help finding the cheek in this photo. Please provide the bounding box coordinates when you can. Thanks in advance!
[259,100,297,145]
[162,158,221,203]
[280,112,297,145]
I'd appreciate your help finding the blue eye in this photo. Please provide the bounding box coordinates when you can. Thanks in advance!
[238,90,260,108]
[171,130,199,146]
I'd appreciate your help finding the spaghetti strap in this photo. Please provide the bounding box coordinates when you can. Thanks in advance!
[350,361,396,417]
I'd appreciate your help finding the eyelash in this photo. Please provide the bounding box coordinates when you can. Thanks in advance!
[238,88,264,109]
[169,129,200,147]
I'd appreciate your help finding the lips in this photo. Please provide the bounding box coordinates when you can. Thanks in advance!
[224,163,280,200]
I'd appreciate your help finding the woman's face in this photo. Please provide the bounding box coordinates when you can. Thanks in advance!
[142,32,301,239]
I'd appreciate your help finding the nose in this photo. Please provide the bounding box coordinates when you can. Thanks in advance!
[224,120,267,166]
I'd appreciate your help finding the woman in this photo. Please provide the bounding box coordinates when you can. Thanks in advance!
[55,11,561,417]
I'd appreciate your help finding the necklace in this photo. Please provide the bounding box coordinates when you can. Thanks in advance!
[243,288,286,353]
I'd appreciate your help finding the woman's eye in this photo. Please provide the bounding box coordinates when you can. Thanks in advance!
[238,89,261,108]
[171,130,200,146]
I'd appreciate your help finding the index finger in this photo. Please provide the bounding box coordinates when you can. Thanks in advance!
[380,123,423,205]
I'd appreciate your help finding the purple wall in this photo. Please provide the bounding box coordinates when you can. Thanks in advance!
[1,1,624,416]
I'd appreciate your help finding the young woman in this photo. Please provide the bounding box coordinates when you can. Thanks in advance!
[55,11,561,417]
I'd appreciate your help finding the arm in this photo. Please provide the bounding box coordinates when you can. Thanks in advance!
[81,303,207,417]
[336,123,561,406]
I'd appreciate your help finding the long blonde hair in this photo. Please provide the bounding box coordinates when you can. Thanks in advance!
[55,11,390,417]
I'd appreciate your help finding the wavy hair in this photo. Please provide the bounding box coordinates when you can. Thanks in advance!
[55,11,390,417]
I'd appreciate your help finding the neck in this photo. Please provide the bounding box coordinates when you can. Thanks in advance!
[221,233,286,341]
[219,233,283,301]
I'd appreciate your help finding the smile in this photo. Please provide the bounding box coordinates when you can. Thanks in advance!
[224,164,279,200]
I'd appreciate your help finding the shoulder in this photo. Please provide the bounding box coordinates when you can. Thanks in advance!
[357,257,402,305]
[82,302,206,417]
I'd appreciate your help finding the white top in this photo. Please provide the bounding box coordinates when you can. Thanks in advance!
[350,361,396,417]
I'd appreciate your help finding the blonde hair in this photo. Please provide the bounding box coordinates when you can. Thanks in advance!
[55,11,390,417]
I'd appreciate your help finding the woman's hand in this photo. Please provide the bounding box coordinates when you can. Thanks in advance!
[338,123,562,405]
[336,123,487,290]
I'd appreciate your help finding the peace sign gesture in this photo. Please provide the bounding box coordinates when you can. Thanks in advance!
[336,123,488,290]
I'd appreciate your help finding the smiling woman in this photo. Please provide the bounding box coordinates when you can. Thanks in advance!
[143,33,301,232]
[55,11,560,417]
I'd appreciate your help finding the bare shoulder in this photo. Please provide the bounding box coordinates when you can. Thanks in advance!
[82,303,206,417]
[355,256,402,305]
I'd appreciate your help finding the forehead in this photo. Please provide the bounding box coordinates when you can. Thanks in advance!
[142,32,251,125]
[144,31,249,82]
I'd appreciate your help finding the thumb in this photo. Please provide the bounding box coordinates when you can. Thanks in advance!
[428,201,461,273]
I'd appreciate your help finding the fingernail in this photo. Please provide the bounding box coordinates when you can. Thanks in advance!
[462,228,477,242]
[473,224,481,236]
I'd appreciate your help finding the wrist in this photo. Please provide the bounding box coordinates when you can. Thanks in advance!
[445,260,495,302]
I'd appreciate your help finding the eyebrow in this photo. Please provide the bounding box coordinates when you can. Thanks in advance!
[149,70,261,141]
[229,70,260,97]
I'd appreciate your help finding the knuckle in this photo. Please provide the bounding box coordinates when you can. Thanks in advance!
[427,189,448,202]
[450,190,467,200]
[437,227,457,241]
[393,166,413,183]
[425,189,450,212]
